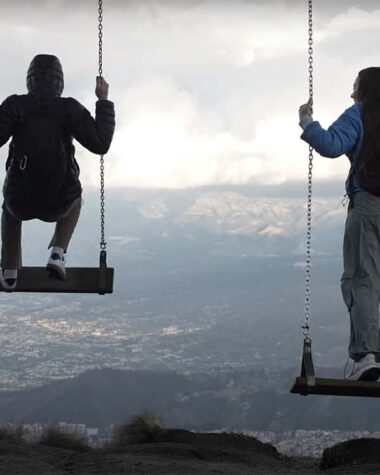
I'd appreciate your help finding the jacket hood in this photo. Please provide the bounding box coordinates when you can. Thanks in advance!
[27,54,64,100]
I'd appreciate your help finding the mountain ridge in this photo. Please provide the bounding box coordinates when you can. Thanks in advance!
[1,367,380,433]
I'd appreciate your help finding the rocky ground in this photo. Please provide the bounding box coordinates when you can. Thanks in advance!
[0,432,380,474]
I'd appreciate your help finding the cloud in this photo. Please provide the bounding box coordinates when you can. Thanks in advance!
[83,77,349,190]
[0,1,378,190]
[322,6,380,36]
[85,76,264,188]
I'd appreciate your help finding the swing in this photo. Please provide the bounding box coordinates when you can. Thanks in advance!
[0,0,114,295]
[290,0,380,398]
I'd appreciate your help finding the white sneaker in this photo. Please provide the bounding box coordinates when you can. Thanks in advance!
[346,354,380,382]
[46,252,66,280]
[0,269,17,291]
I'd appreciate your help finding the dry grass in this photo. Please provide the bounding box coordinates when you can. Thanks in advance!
[0,424,25,444]
[110,412,164,447]
[38,425,89,451]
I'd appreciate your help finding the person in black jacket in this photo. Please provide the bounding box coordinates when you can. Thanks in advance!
[0,54,115,290]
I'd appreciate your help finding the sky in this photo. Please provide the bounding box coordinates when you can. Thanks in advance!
[0,0,379,190]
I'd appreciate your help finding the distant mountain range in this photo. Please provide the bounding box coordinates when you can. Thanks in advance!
[1,367,380,433]
[102,184,347,259]
[18,183,347,268]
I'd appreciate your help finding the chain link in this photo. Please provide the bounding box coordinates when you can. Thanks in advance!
[98,0,106,251]
[303,0,313,339]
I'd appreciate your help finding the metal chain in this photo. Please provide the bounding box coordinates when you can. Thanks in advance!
[98,0,103,78]
[303,0,313,339]
[98,0,106,251]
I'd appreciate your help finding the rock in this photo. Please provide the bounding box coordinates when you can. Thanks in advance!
[320,438,380,470]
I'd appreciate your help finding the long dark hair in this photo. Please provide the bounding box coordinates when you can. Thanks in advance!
[358,67,380,166]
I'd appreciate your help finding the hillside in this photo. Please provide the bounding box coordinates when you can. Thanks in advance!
[0,436,314,475]
[1,368,380,436]
[2,431,380,474]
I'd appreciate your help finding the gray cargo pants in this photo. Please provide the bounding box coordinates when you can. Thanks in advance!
[1,197,81,269]
[341,191,380,361]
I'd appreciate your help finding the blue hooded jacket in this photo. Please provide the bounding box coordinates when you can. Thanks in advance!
[301,103,363,195]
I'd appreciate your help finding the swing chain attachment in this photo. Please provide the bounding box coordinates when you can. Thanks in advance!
[98,0,106,252]
[303,0,313,339]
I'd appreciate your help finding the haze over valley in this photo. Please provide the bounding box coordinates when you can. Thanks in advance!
[0,185,349,390]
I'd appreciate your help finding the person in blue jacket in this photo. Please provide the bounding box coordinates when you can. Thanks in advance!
[299,67,380,381]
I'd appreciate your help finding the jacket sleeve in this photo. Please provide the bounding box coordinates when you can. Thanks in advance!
[0,95,20,148]
[300,105,362,158]
[66,98,115,155]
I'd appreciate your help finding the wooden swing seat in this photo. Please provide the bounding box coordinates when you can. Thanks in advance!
[291,339,380,398]
[0,263,113,294]
[291,376,380,398]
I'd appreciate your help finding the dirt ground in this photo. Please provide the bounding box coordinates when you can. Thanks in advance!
[0,446,313,474]
[1,440,380,475]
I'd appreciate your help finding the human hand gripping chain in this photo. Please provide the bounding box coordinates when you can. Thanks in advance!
[299,97,313,129]
[95,76,109,101]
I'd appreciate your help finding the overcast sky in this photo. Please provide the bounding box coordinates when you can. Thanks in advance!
[0,0,379,190]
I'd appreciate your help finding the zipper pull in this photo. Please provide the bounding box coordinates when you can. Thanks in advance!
[19,155,28,171]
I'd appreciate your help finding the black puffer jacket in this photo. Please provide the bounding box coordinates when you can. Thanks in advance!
[0,93,115,220]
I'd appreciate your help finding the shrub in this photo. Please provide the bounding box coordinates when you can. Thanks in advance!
[0,424,25,444]
[38,425,89,451]
[111,412,164,447]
